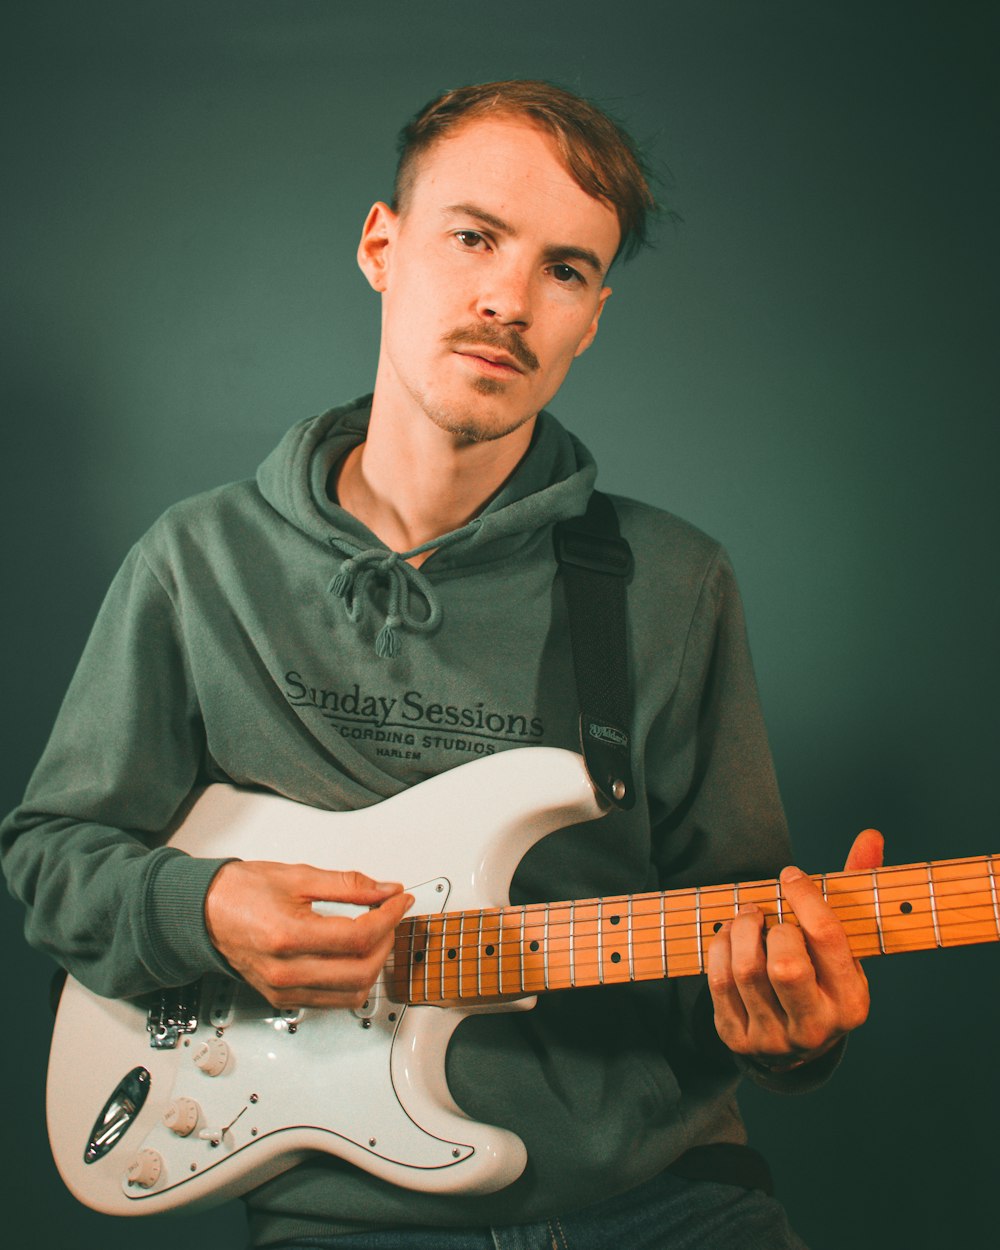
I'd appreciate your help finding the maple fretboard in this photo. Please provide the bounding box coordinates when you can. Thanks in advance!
[389,854,999,1005]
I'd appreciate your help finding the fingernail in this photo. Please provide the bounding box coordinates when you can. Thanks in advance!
[376,880,403,891]
[781,866,806,883]
[738,903,760,916]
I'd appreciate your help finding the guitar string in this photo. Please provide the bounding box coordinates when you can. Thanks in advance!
[401,905,997,968]
[397,859,998,952]
[399,897,999,992]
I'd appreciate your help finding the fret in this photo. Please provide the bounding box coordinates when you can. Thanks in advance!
[631,893,664,980]
[776,878,783,924]
[659,893,667,977]
[927,864,942,948]
[502,908,524,995]
[569,901,576,987]
[820,873,828,903]
[543,905,551,990]
[737,879,781,923]
[415,915,432,1002]
[872,865,935,954]
[457,912,467,999]
[521,906,547,993]
[599,897,630,984]
[519,908,526,994]
[479,909,502,998]
[662,888,700,978]
[929,858,998,948]
[596,899,604,984]
[699,886,734,967]
[871,869,885,954]
[990,856,1000,939]
[821,872,880,957]
[627,896,634,981]
[695,887,703,972]
[476,910,484,999]
[438,913,448,1001]
[733,882,740,915]
[541,903,571,992]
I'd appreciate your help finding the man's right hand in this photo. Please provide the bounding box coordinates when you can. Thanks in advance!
[204,860,413,1009]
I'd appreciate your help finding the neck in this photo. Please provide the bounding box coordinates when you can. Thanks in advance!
[334,394,536,560]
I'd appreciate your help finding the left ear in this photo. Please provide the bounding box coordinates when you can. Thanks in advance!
[573,286,612,358]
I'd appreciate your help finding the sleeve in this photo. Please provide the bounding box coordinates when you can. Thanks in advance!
[0,544,234,999]
[647,546,841,1092]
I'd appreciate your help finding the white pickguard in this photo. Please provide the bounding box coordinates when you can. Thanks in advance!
[46,746,607,1216]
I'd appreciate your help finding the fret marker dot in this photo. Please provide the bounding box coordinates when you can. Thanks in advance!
[414,951,424,963]
[900,901,913,914]
[447,948,456,960]
[713,922,723,933]
[529,940,540,952]
[611,951,622,963]
[610,915,621,925]
[485,944,495,957]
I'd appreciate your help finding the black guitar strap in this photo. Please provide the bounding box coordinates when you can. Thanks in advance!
[554,490,636,811]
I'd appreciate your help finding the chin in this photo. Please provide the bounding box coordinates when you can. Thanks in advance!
[422,389,538,445]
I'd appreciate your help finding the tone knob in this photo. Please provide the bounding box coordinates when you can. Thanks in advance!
[125,1147,163,1189]
[193,1036,230,1076]
[163,1096,200,1136]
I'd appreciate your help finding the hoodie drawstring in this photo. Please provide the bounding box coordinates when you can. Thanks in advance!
[326,521,481,657]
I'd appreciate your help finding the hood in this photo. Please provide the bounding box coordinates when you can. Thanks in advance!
[256,395,598,654]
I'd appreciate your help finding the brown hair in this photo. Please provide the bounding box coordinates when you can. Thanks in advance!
[392,80,657,265]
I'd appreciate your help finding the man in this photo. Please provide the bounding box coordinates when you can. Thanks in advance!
[2,81,880,1249]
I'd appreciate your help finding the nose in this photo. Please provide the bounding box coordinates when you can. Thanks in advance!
[476,259,532,328]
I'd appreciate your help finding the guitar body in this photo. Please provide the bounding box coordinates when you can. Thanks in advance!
[46,747,606,1216]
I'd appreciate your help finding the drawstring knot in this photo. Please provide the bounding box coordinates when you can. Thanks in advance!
[325,522,481,657]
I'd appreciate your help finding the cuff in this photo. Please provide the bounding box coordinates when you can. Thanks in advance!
[140,847,238,986]
[735,1035,847,1094]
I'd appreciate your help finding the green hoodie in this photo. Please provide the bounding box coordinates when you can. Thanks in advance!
[2,396,807,1244]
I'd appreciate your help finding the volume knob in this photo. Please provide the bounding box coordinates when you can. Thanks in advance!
[125,1147,163,1189]
[193,1036,230,1077]
[163,1096,200,1136]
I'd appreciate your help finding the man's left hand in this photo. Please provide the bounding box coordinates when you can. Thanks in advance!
[707,828,885,1072]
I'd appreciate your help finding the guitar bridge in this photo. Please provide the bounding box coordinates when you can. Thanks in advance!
[146,983,200,1049]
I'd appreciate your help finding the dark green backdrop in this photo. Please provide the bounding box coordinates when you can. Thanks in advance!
[2,3,997,1247]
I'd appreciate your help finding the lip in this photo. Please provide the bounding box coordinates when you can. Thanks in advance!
[454,349,524,376]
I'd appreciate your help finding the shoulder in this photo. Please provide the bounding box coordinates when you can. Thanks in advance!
[134,478,272,584]
[607,492,731,583]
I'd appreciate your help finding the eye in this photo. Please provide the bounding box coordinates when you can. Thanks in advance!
[454,230,489,250]
[550,263,584,285]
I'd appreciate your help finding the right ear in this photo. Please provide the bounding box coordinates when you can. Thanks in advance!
[357,202,398,292]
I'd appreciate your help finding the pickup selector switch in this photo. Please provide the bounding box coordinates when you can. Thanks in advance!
[193,1036,230,1076]
[163,1096,200,1136]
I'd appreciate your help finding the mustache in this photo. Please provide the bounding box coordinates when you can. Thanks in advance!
[444,325,539,374]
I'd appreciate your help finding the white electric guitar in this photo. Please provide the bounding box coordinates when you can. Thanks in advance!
[46,746,999,1216]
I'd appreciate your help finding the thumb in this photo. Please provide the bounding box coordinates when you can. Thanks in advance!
[844,828,884,872]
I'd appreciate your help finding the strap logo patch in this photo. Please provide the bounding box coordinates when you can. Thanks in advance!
[587,722,629,749]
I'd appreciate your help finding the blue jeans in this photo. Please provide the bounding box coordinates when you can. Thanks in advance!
[266,1167,809,1249]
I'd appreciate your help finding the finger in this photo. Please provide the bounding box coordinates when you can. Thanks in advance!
[727,905,786,1023]
[290,864,407,904]
[778,866,859,988]
[287,888,415,956]
[706,921,750,1037]
[762,922,824,1026]
[844,828,884,872]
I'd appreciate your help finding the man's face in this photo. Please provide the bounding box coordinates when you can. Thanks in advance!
[358,117,620,444]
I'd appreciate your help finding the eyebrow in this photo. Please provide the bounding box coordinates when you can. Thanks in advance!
[443,202,608,280]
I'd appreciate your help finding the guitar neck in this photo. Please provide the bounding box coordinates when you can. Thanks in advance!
[391,854,1000,1005]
